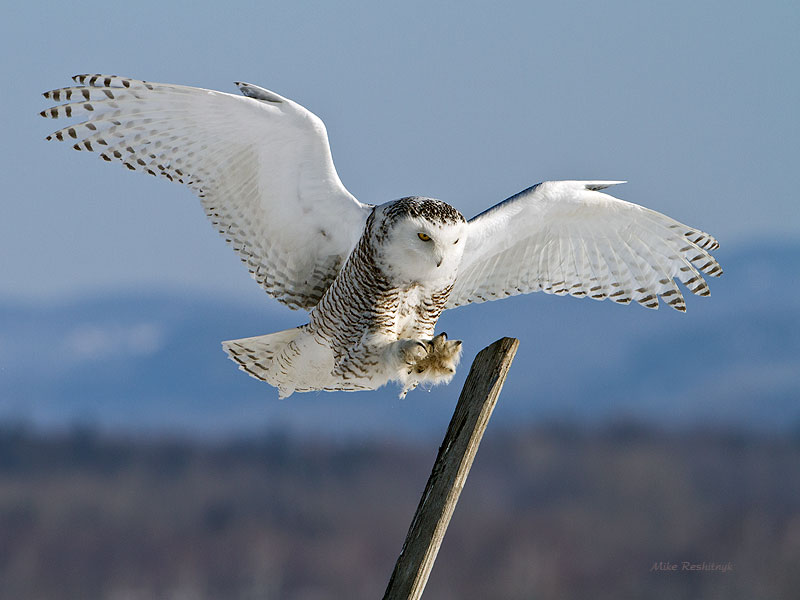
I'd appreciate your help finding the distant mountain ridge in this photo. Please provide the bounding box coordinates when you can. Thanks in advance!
[1,241,798,437]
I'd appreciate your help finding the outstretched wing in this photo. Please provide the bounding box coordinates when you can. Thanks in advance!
[448,181,722,311]
[41,74,373,310]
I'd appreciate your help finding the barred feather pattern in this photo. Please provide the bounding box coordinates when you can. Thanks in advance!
[41,74,372,310]
[447,181,722,312]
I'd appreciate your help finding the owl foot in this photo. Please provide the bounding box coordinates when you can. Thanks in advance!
[409,332,463,378]
[395,332,463,398]
[393,333,463,397]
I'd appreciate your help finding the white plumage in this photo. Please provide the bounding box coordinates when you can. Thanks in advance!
[450,180,720,311]
[41,74,723,397]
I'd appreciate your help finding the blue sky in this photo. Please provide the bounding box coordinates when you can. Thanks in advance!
[3,0,798,303]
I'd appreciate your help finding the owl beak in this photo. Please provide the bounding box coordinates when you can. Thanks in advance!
[434,245,444,268]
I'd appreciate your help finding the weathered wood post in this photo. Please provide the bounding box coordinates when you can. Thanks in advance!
[383,337,519,600]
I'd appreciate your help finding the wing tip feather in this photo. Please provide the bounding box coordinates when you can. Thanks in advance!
[584,180,627,191]
[235,81,284,103]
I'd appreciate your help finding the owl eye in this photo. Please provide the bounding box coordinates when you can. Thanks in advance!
[417,232,432,242]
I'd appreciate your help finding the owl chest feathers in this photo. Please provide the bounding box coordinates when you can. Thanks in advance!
[309,253,452,344]
[385,283,445,338]
[309,237,453,346]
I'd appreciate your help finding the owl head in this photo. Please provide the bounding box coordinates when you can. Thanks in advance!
[370,197,467,285]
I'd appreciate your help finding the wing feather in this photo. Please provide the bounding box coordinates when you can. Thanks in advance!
[447,181,722,312]
[41,74,373,310]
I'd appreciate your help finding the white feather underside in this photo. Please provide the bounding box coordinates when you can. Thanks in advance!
[449,181,722,312]
[42,74,371,310]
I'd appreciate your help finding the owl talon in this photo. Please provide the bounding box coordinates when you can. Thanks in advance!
[399,339,430,365]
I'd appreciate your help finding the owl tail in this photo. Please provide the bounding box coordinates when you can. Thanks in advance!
[221,327,305,398]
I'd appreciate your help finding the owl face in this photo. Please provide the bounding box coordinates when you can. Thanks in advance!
[372,198,467,285]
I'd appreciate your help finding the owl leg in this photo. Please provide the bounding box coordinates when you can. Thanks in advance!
[390,333,463,397]
[412,332,463,379]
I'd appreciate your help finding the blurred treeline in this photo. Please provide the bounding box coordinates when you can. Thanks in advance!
[1,424,798,599]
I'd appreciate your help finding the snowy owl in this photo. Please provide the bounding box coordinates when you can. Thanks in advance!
[41,75,722,398]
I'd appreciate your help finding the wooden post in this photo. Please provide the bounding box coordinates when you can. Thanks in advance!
[383,337,519,600]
